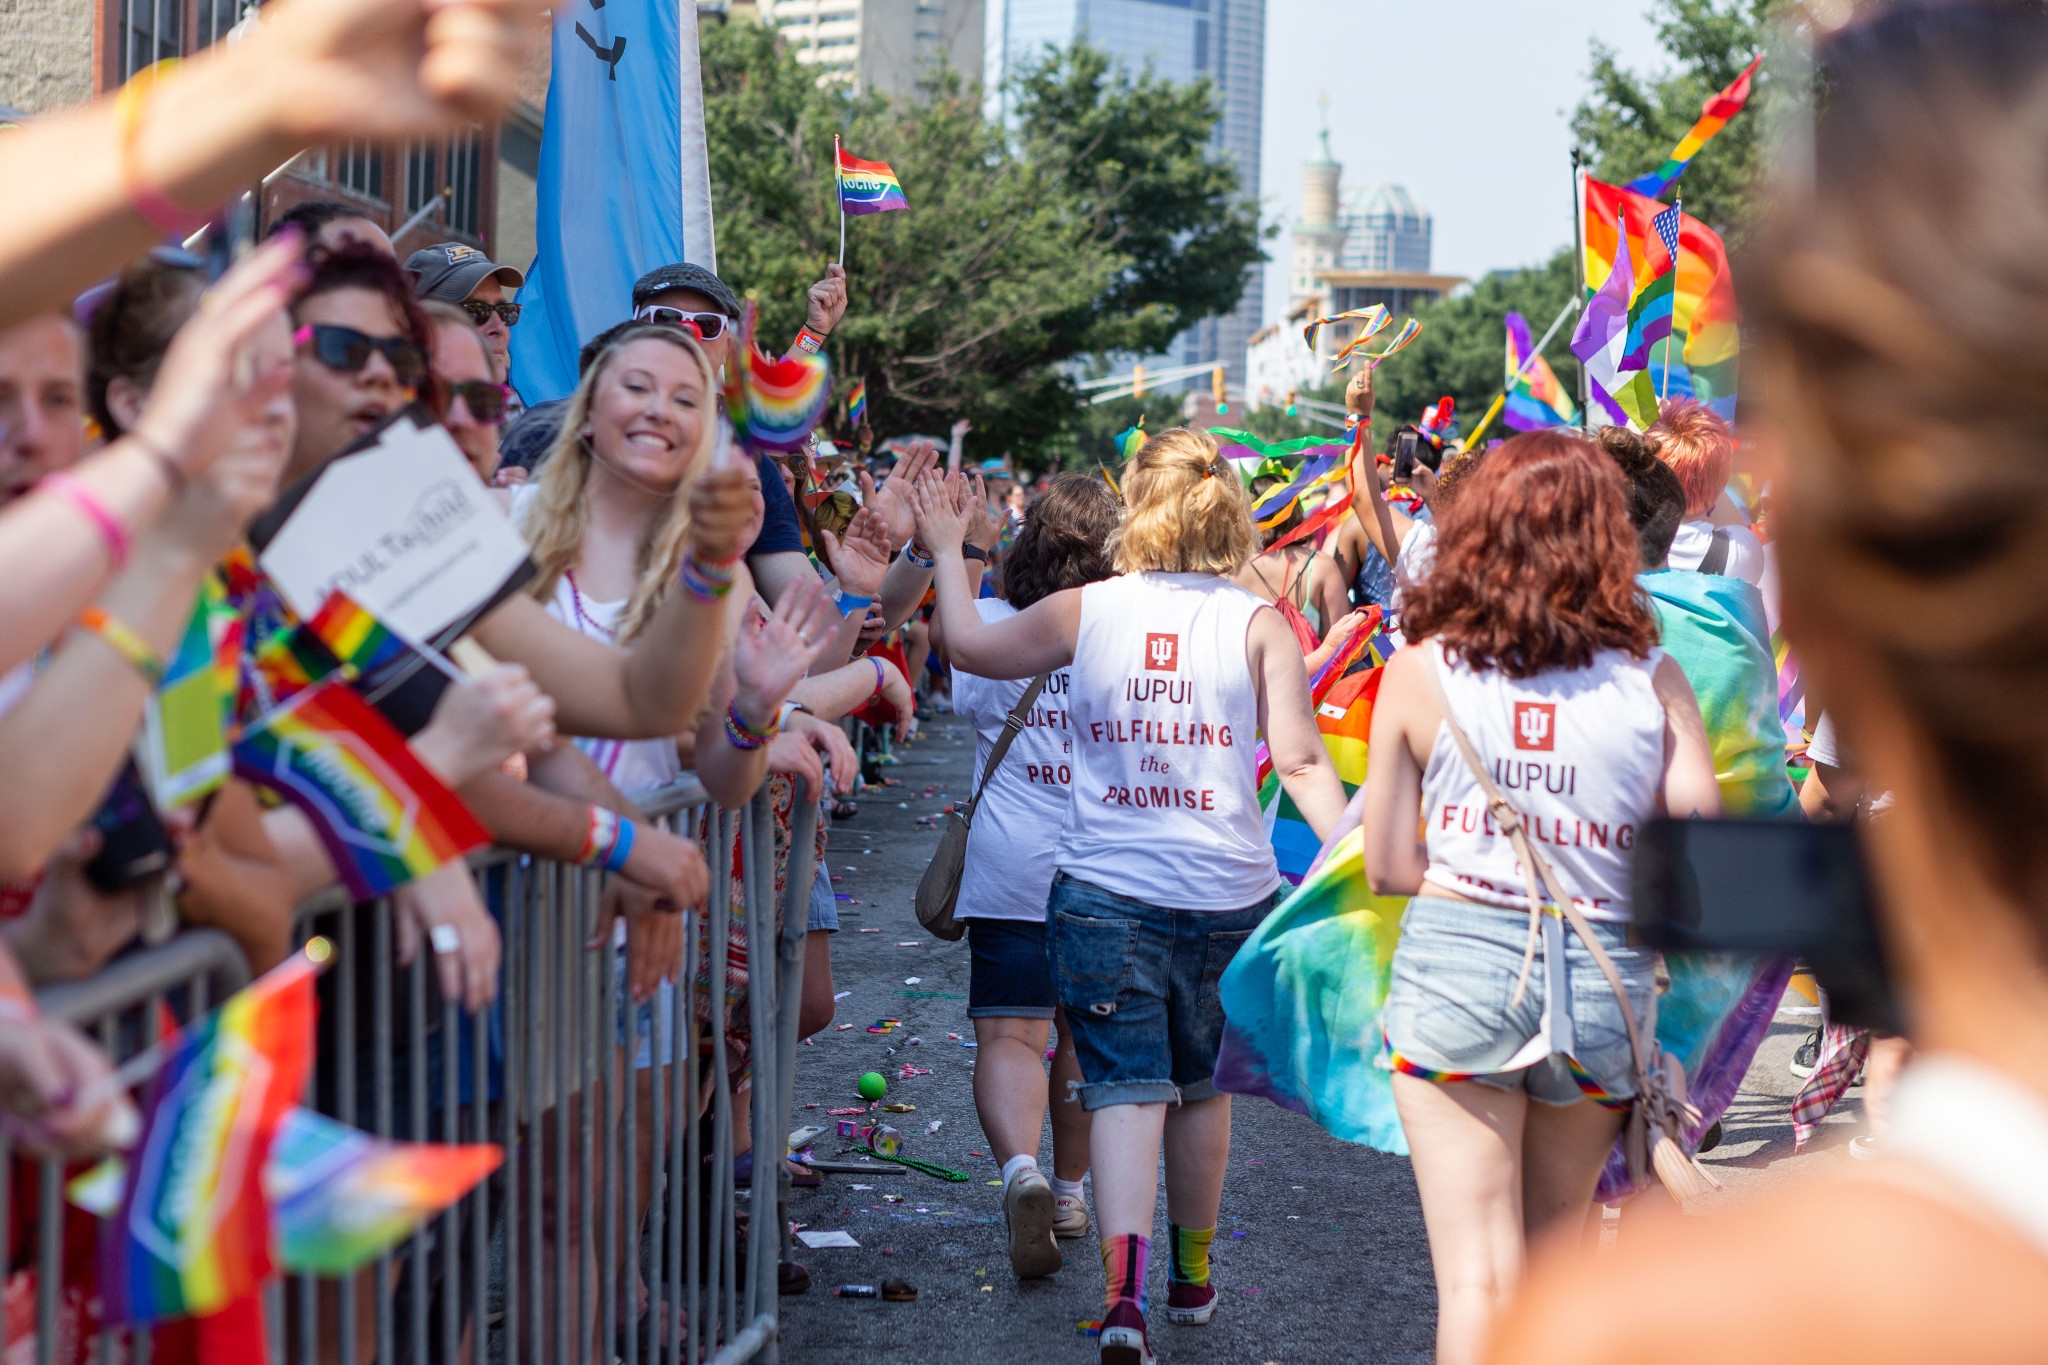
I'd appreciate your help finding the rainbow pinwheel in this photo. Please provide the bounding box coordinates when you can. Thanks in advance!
[723,299,832,454]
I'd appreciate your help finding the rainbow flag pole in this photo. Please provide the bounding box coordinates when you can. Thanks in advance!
[833,134,909,266]
[1461,293,1582,449]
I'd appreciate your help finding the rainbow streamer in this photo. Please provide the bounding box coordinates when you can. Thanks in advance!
[1250,455,1344,529]
[1626,55,1763,200]
[233,679,489,899]
[724,300,832,455]
[1504,311,1578,430]
[1301,305,1423,370]
[266,1109,501,1274]
[836,147,909,215]
[845,378,867,428]
[100,948,320,1325]
[305,590,408,678]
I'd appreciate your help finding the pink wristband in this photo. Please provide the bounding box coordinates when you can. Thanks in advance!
[40,472,130,569]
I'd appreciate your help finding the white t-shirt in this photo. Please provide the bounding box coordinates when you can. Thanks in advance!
[1393,520,1438,606]
[951,598,1076,922]
[1667,519,1766,585]
[1055,572,1278,909]
[1420,639,1667,922]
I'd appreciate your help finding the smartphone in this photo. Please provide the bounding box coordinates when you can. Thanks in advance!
[84,762,176,894]
[1391,429,1421,482]
[1631,817,1901,1033]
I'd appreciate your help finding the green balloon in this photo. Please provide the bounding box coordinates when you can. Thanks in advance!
[857,1071,887,1101]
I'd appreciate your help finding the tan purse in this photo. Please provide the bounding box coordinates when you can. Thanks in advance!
[1424,653,1719,1202]
[914,674,1049,942]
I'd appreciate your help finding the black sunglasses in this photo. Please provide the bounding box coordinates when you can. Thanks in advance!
[446,378,510,423]
[632,305,727,340]
[294,324,427,388]
[459,299,522,327]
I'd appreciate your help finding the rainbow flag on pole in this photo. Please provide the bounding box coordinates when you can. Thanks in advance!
[1503,311,1578,430]
[845,378,867,428]
[1626,55,1763,200]
[232,679,490,899]
[836,146,908,215]
[305,590,409,678]
[100,947,322,1325]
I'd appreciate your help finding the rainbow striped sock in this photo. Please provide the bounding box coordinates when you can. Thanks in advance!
[1099,1233,1149,1314]
[1167,1223,1214,1287]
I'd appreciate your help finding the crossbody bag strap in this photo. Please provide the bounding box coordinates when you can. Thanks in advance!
[961,673,1050,828]
[1423,649,1652,1075]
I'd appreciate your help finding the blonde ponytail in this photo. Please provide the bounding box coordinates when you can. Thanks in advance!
[1108,427,1257,575]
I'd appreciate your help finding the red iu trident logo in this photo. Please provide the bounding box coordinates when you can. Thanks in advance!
[1144,633,1179,672]
[1513,702,1556,751]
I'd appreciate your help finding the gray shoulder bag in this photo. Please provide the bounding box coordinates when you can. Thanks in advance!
[914,674,1050,942]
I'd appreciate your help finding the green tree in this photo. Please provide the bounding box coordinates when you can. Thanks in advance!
[1571,0,1781,236]
[1368,249,1584,448]
[697,21,1265,466]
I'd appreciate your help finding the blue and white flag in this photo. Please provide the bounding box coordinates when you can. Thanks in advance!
[511,0,718,404]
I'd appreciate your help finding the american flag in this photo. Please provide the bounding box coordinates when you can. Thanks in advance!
[1652,202,1684,262]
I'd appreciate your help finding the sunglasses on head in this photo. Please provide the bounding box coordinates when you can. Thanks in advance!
[632,305,727,340]
[294,324,426,388]
[459,300,522,327]
[446,379,510,423]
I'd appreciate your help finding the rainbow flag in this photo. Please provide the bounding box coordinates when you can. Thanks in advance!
[305,590,408,678]
[724,300,832,454]
[1504,311,1578,430]
[100,948,321,1325]
[1626,55,1764,199]
[233,679,489,899]
[845,378,867,428]
[836,146,908,215]
[266,1109,500,1274]
[1583,176,1740,420]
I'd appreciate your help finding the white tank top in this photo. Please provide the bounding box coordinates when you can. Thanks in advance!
[1055,572,1278,910]
[1420,638,1666,922]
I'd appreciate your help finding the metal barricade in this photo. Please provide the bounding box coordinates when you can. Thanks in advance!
[5,779,817,1365]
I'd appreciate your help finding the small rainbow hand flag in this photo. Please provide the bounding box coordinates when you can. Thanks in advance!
[846,378,867,428]
[99,945,322,1326]
[836,144,908,215]
[723,300,832,454]
[306,590,409,678]
[232,679,489,899]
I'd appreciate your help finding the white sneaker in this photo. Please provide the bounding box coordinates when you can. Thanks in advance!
[1002,1170,1062,1279]
[1053,1192,1091,1239]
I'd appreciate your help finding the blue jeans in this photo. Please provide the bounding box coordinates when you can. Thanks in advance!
[1046,871,1280,1110]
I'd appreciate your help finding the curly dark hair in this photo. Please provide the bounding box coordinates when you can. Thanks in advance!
[1400,430,1657,678]
[292,245,445,419]
[1594,425,1687,569]
[1001,472,1122,609]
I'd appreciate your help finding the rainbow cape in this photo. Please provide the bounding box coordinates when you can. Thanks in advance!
[265,1108,500,1274]
[1626,55,1763,200]
[1582,176,1740,420]
[1504,311,1578,430]
[836,146,908,215]
[724,300,831,454]
[232,679,490,899]
[100,948,320,1325]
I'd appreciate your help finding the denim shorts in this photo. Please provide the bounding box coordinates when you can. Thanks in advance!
[966,917,1056,1019]
[1046,871,1280,1110]
[1380,895,1655,1106]
[806,858,838,933]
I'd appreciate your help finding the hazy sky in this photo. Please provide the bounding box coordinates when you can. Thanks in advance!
[1257,1,1671,326]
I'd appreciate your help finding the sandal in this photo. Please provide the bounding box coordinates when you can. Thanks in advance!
[830,797,859,821]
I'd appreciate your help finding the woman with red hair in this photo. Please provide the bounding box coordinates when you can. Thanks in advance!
[1359,430,1720,1365]
[1649,399,1765,584]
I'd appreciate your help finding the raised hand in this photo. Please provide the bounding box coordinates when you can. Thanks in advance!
[818,506,892,599]
[861,440,940,549]
[687,465,755,564]
[912,468,969,554]
[805,265,849,337]
[961,472,996,550]
[1345,362,1376,418]
[733,574,836,722]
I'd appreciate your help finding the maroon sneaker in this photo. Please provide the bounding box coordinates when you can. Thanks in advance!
[1165,1279,1217,1325]
[1097,1298,1154,1365]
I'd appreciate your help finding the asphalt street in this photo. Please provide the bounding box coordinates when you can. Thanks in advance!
[775,712,1863,1364]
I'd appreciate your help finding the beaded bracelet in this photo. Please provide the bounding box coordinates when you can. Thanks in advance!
[901,539,935,570]
[76,606,164,684]
[680,550,738,603]
[724,699,779,750]
[41,472,131,568]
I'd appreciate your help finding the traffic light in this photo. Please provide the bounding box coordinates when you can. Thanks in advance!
[1211,365,1228,415]
[1132,364,1147,399]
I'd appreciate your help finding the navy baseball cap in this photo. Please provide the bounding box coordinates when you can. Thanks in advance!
[406,242,524,301]
[631,262,741,320]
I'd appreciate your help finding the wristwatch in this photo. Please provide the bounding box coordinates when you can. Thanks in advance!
[962,544,991,563]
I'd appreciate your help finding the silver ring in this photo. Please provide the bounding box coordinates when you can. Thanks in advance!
[430,924,462,956]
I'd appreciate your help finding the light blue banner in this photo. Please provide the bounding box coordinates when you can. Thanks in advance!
[512,0,716,404]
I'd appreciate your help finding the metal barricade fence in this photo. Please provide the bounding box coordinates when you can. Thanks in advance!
[3,779,819,1365]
